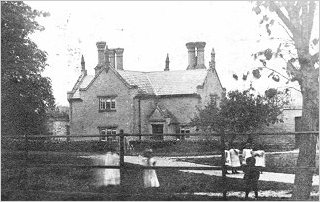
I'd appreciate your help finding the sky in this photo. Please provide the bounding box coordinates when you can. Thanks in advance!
[26,1,319,107]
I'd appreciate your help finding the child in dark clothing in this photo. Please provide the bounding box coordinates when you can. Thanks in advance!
[243,156,260,200]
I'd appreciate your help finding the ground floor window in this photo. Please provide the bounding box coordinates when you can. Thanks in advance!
[178,126,191,140]
[100,127,117,142]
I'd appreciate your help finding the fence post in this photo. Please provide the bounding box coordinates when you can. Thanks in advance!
[220,132,227,200]
[119,129,125,187]
[24,134,29,200]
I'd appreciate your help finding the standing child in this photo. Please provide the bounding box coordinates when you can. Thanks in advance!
[243,156,260,200]
[142,149,160,188]
[242,143,253,165]
[224,144,231,174]
[102,147,120,186]
[252,144,266,174]
[229,144,241,174]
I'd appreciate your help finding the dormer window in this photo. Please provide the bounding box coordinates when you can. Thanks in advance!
[98,96,116,112]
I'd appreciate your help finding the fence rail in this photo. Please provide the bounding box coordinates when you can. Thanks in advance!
[2,131,319,139]
[2,130,319,200]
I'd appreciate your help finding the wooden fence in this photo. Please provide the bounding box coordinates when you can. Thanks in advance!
[2,131,319,200]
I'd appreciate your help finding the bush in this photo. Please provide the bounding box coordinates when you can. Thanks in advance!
[129,139,222,155]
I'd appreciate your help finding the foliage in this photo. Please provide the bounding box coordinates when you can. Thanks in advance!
[191,87,288,134]
[249,1,319,200]
[47,106,69,119]
[1,1,55,136]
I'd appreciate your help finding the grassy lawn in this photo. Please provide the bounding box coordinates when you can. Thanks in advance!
[1,151,319,201]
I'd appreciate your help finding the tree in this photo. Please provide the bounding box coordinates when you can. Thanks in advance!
[191,87,288,143]
[1,1,55,136]
[232,1,319,199]
[247,1,319,199]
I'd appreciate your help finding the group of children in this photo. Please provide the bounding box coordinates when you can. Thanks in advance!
[95,143,264,199]
[225,142,266,199]
[95,148,159,189]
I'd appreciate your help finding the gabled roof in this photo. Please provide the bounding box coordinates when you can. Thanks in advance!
[118,69,208,96]
[68,66,213,100]
[148,104,178,124]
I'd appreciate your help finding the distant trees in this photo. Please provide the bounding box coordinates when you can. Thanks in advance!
[1,1,55,136]
[191,87,288,143]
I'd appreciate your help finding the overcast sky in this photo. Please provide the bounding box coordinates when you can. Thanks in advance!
[26,1,319,107]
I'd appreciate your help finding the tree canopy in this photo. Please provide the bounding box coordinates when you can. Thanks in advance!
[1,1,55,136]
[191,87,288,136]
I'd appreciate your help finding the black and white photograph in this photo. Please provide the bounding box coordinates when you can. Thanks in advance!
[1,1,319,201]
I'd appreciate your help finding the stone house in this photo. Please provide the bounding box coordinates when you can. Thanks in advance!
[67,41,225,141]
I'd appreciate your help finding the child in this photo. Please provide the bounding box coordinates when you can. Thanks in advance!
[252,144,266,174]
[243,156,260,200]
[229,144,241,174]
[224,144,231,174]
[242,142,253,165]
[142,149,160,188]
[102,147,120,186]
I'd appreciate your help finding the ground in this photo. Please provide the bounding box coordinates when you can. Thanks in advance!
[1,150,319,201]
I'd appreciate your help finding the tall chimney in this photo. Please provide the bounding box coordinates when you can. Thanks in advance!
[164,54,169,71]
[195,42,206,69]
[115,48,124,70]
[104,45,110,67]
[108,49,116,68]
[96,41,106,66]
[186,42,196,70]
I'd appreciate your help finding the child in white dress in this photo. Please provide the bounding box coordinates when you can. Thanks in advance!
[224,143,231,174]
[94,147,120,187]
[142,149,160,188]
[229,144,241,174]
[103,148,120,186]
[242,143,253,165]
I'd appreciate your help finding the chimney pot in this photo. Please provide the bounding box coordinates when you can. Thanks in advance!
[195,41,206,69]
[96,41,106,66]
[108,49,116,68]
[186,42,196,70]
[115,48,124,70]
[210,48,215,69]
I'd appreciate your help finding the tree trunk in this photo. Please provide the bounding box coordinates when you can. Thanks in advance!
[292,73,319,200]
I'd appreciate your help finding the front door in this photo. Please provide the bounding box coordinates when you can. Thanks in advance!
[151,124,164,140]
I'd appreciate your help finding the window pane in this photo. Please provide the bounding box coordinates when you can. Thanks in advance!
[106,102,111,109]
[111,99,116,109]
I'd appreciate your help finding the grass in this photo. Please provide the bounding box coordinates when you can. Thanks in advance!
[1,151,319,201]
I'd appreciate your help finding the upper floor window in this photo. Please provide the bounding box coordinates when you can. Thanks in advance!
[98,96,116,111]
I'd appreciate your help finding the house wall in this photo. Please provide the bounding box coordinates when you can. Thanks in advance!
[198,69,224,107]
[226,109,302,149]
[134,96,200,140]
[69,69,137,140]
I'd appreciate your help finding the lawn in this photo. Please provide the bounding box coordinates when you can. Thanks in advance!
[1,151,319,201]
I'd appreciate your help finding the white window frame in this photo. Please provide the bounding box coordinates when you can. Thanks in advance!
[100,127,117,141]
[180,126,191,139]
[99,97,116,111]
